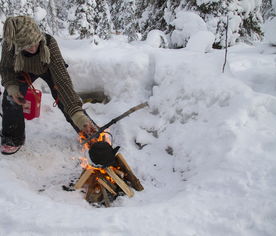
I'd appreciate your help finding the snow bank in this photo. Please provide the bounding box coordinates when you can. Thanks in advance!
[0,36,276,235]
[59,38,153,103]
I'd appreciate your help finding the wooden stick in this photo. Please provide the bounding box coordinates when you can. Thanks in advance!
[85,175,95,200]
[113,168,124,178]
[97,177,117,196]
[86,184,102,203]
[98,172,117,191]
[82,102,148,145]
[105,167,134,197]
[222,16,229,73]
[100,185,110,207]
[116,153,144,191]
[74,169,93,189]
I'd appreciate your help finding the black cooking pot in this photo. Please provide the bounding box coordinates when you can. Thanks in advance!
[88,141,120,168]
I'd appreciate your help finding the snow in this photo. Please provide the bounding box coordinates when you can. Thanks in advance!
[273,0,276,10]
[145,30,168,48]
[170,12,207,48]
[33,7,47,23]
[263,17,276,45]
[1,32,276,235]
[185,31,215,52]
[196,0,220,6]
[238,0,262,18]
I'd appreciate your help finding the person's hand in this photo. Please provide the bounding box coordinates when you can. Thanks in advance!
[71,111,98,135]
[83,120,98,136]
[6,85,26,105]
[7,85,26,105]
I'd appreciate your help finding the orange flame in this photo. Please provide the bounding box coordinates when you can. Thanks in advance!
[78,129,117,184]
[78,130,112,151]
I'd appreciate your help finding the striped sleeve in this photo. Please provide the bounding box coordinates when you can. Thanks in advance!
[0,41,20,88]
[48,36,83,117]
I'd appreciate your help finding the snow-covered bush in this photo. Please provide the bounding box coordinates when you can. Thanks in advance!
[170,11,207,48]
[193,0,263,47]
[145,29,168,48]
[186,30,215,53]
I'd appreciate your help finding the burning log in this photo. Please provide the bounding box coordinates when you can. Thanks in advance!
[97,177,117,196]
[105,167,134,197]
[74,152,144,206]
[74,169,93,189]
[100,185,110,207]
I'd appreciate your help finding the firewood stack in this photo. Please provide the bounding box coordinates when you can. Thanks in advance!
[72,103,149,207]
[75,132,144,207]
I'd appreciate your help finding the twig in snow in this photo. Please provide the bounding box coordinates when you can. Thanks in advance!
[222,16,229,73]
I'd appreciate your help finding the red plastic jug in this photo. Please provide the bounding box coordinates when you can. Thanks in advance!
[23,88,42,120]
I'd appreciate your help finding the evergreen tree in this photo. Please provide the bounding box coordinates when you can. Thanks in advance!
[94,0,112,39]
[55,0,74,31]
[47,0,59,35]
[69,0,97,39]
[0,0,13,16]
[12,0,34,16]
[174,0,264,48]
[262,0,275,20]
[33,0,52,34]
[137,0,167,39]
[112,0,138,42]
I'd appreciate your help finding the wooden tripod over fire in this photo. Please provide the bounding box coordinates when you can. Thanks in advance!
[74,152,144,207]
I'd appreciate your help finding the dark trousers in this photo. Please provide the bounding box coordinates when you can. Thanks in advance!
[1,70,80,146]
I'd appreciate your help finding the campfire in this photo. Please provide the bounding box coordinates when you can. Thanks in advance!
[74,131,144,207]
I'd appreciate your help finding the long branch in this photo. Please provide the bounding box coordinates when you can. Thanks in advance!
[81,102,148,145]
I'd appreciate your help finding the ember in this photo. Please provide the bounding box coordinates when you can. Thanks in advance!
[75,131,144,207]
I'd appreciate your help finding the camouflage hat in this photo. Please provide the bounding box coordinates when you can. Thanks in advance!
[3,16,50,71]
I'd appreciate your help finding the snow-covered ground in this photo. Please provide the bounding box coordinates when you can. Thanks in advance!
[0,34,276,236]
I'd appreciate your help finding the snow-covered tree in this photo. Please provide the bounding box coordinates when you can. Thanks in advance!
[55,0,72,31]
[0,0,267,46]
[0,0,13,16]
[47,0,59,35]
[137,0,168,40]
[12,0,35,16]
[69,0,97,39]
[94,0,112,39]
[111,0,139,42]
[172,0,264,48]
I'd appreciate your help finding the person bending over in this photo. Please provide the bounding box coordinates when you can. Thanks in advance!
[0,16,97,155]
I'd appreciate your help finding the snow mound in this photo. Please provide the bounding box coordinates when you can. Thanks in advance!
[170,11,207,48]
[145,30,168,48]
[186,30,215,52]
